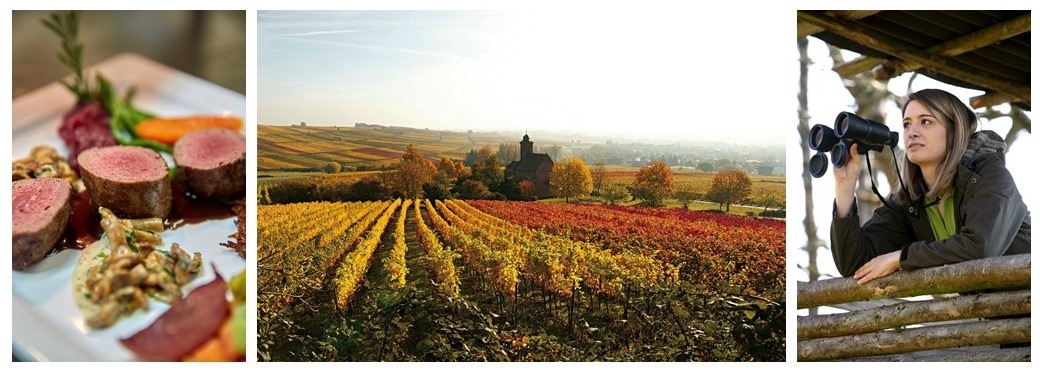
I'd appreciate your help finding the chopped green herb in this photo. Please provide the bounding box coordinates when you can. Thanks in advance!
[125,230,139,253]
[43,11,169,154]
[94,251,108,260]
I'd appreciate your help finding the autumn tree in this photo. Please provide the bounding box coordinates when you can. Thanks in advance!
[673,186,700,210]
[602,183,629,205]
[457,179,490,200]
[518,180,537,200]
[707,170,752,212]
[391,144,435,199]
[323,161,342,173]
[434,157,467,185]
[471,146,503,190]
[632,160,674,207]
[550,157,593,203]
[464,149,479,167]
[760,190,783,212]
[590,159,608,195]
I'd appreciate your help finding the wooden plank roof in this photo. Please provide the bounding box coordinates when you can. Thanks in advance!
[797,10,1030,110]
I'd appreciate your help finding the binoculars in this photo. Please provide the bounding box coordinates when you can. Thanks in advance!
[809,112,899,178]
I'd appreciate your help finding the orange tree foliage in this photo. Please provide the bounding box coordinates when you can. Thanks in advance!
[632,160,674,206]
[436,156,467,183]
[518,180,536,199]
[390,144,435,199]
[707,170,752,212]
[549,157,593,203]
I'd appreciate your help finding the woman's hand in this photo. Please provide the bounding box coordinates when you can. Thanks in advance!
[834,143,862,218]
[853,251,901,285]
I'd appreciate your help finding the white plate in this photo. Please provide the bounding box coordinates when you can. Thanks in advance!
[11,53,246,362]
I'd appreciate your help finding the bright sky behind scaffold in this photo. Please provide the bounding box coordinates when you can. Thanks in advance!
[788,37,1035,317]
[258,10,786,145]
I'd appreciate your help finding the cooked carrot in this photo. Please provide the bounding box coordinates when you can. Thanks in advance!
[218,309,245,360]
[134,116,243,145]
[182,302,244,362]
[183,336,232,362]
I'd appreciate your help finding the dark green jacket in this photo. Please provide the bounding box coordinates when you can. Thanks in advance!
[830,130,1031,277]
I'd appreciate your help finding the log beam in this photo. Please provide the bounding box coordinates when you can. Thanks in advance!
[797,254,1030,309]
[798,290,1030,339]
[971,91,1030,111]
[797,10,881,38]
[832,56,886,78]
[797,10,1030,104]
[838,346,1031,362]
[798,317,1031,361]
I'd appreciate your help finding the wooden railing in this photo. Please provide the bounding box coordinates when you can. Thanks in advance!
[797,254,1031,361]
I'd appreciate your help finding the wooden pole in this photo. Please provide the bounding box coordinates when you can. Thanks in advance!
[798,317,1031,361]
[832,56,885,78]
[838,346,1031,362]
[797,10,1031,104]
[797,254,1030,309]
[798,290,1030,339]
[970,91,1029,110]
[797,10,881,38]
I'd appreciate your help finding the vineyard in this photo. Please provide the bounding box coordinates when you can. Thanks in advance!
[258,124,529,171]
[258,199,785,361]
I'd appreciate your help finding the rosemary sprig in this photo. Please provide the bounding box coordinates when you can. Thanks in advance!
[41,10,170,154]
[42,11,90,103]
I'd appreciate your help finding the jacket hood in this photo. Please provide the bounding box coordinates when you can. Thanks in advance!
[960,130,1006,168]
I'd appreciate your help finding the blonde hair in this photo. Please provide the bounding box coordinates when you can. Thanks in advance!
[898,89,977,202]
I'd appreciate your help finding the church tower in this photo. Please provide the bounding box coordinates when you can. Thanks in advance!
[520,133,533,160]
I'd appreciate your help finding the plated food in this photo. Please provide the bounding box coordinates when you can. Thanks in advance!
[12,11,246,362]
[12,177,74,270]
[78,146,173,218]
[174,128,246,200]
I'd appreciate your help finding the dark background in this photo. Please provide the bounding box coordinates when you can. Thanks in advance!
[12,10,246,98]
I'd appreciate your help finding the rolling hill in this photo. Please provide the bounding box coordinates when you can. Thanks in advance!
[258,124,532,171]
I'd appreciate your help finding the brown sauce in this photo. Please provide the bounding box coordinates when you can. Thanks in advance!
[58,189,101,250]
[57,174,237,251]
[167,174,237,230]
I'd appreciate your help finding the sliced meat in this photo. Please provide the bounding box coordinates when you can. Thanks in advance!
[12,178,74,270]
[78,145,172,218]
[120,273,228,361]
[173,128,245,200]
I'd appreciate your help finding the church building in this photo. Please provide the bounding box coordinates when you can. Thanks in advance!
[505,134,554,198]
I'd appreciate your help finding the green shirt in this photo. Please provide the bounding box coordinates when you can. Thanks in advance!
[926,195,957,241]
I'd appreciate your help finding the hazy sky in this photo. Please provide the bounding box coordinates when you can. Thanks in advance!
[257,10,786,145]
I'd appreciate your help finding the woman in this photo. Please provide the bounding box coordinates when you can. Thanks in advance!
[831,88,1030,285]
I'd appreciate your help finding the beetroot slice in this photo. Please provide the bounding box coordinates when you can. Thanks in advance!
[120,270,228,361]
[58,101,116,170]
